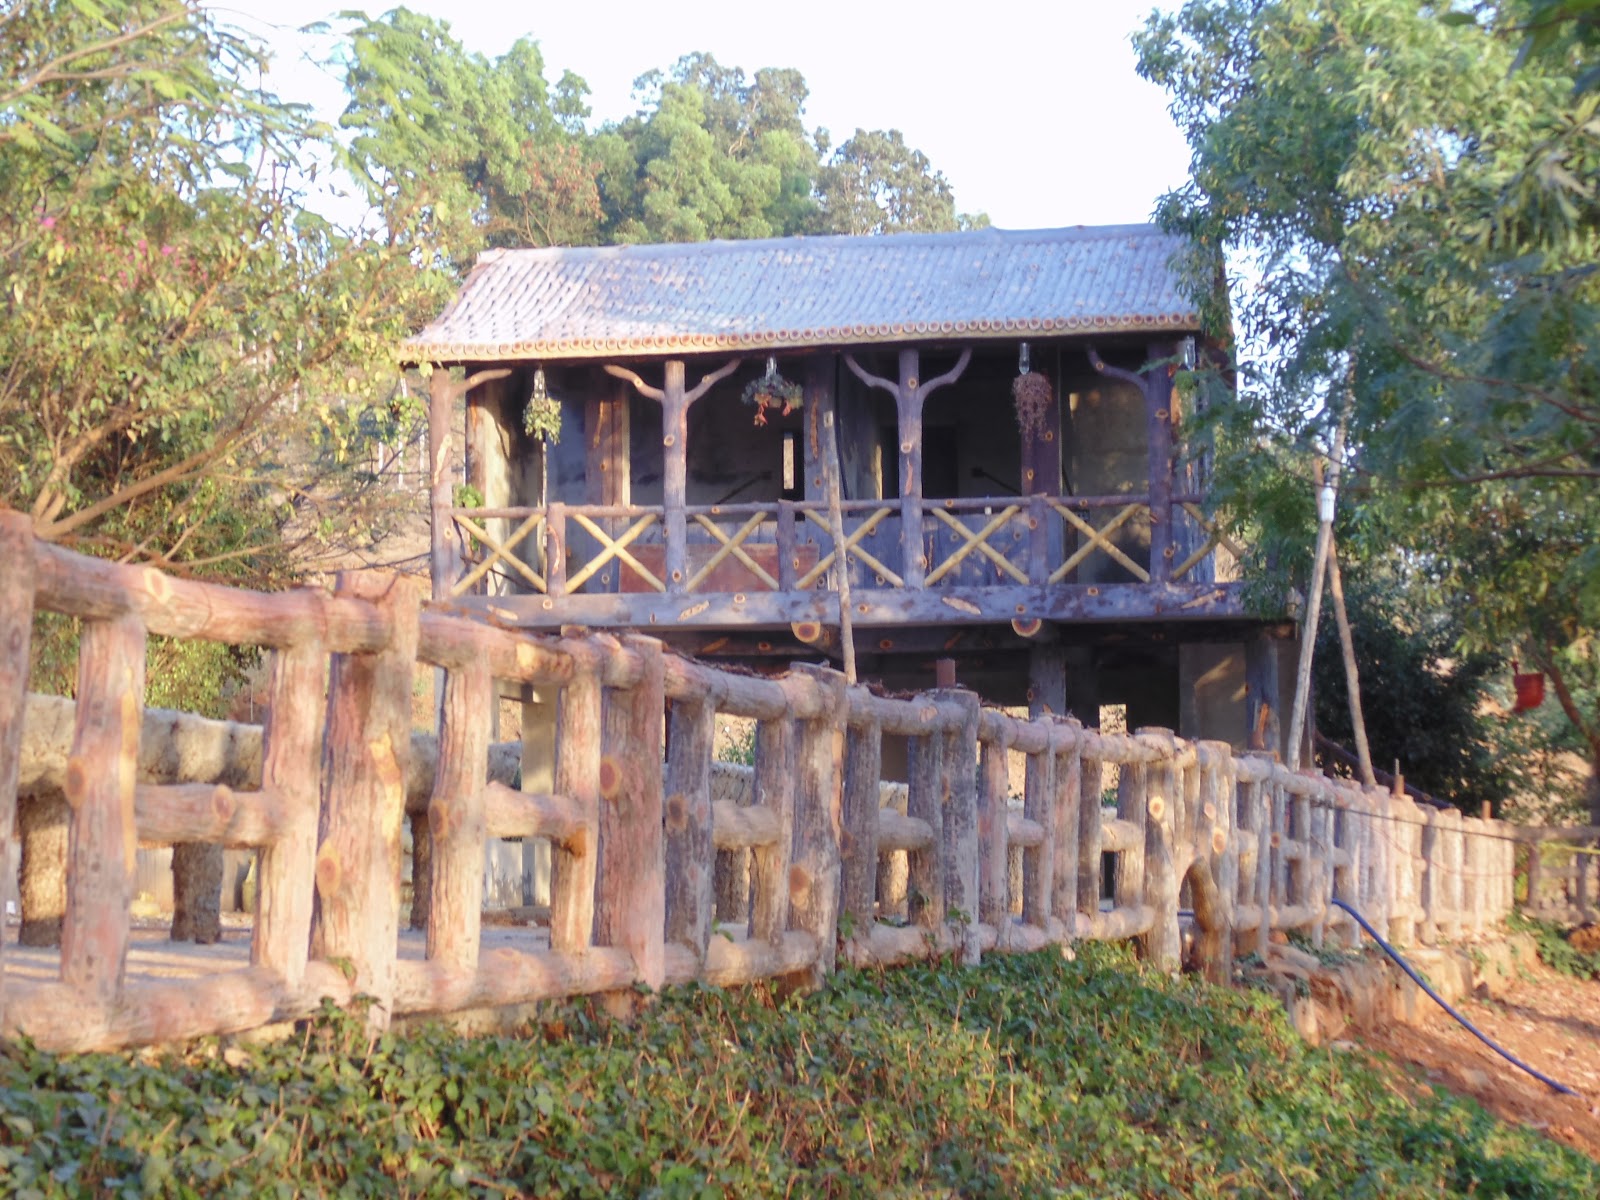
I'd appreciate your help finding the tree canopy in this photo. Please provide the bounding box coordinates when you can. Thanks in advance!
[1135,0,1600,817]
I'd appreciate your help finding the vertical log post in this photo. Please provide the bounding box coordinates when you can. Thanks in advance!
[428,371,463,600]
[1462,817,1485,939]
[661,362,690,595]
[940,690,982,964]
[310,573,417,1031]
[253,640,328,991]
[1333,793,1360,947]
[596,635,666,990]
[894,351,926,588]
[1138,729,1181,969]
[1021,726,1057,935]
[1246,755,1274,959]
[840,719,884,949]
[789,665,848,978]
[1526,838,1543,912]
[61,613,146,1010]
[1368,785,1393,944]
[977,727,1012,937]
[425,660,491,973]
[551,664,603,953]
[1269,779,1289,934]
[664,695,716,963]
[1051,726,1083,943]
[1191,743,1235,984]
[1419,805,1441,945]
[906,703,946,932]
[0,511,35,1022]
[1308,794,1329,948]
[1113,757,1148,928]
[748,707,796,947]
[1441,807,1465,941]
[1145,351,1176,583]
[1076,753,1104,932]
[1389,797,1416,948]
[1244,634,1282,757]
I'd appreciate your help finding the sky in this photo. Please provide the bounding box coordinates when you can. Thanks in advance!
[208,0,1194,232]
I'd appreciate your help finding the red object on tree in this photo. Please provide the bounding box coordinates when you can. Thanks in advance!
[1512,663,1545,712]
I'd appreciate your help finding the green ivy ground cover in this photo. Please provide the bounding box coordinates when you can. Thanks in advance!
[2,943,1595,1198]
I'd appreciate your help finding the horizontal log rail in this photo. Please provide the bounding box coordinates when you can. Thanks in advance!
[0,511,1533,1052]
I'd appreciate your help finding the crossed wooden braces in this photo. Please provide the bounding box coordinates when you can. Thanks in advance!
[926,506,1028,586]
[450,511,547,596]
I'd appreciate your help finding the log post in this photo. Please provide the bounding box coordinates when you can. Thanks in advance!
[429,370,463,600]
[940,689,982,964]
[894,352,926,588]
[661,362,690,595]
[1333,792,1359,947]
[1419,805,1441,945]
[977,727,1012,934]
[1138,729,1181,969]
[840,719,884,946]
[1021,725,1056,934]
[596,635,666,991]
[1526,839,1542,913]
[309,572,418,1033]
[425,660,491,973]
[545,502,568,597]
[1051,726,1082,941]
[551,663,602,953]
[790,665,848,978]
[1440,807,1465,941]
[748,705,796,948]
[1191,742,1234,983]
[1144,352,1176,583]
[1245,634,1282,757]
[906,704,946,931]
[62,612,146,1009]
[170,844,223,944]
[1245,754,1274,958]
[1268,778,1289,932]
[664,695,716,963]
[1076,753,1104,929]
[1113,757,1148,927]
[0,511,35,1020]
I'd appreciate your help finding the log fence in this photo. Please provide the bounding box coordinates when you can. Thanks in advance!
[0,513,1530,1052]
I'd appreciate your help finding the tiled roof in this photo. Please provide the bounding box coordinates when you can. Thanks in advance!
[403,224,1199,363]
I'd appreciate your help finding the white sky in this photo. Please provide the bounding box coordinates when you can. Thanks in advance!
[208,0,1192,231]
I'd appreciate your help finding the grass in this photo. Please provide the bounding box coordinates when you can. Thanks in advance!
[1,943,1595,1198]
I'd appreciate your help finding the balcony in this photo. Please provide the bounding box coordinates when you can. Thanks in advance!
[443,490,1245,632]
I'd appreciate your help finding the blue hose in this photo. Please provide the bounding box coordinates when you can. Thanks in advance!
[1328,898,1578,1098]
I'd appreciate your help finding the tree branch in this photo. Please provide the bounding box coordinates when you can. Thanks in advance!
[843,354,900,396]
[683,357,744,406]
[1085,345,1146,390]
[919,348,972,398]
[603,363,665,402]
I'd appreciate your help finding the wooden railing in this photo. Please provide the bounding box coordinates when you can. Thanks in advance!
[1519,826,1600,923]
[0,512,1518,1053]
[448,492,1242,601]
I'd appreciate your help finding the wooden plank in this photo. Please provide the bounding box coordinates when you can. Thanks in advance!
[0,511,35,1025]
[425,661,491,973]
[309,572,418,1033]
[61,612,146,1009]
[596,635,666,990]
[551,666,602,953]
[789,665,848,977]
[664,695,716,961]
[748,706,795,947]
[840,721,884,941]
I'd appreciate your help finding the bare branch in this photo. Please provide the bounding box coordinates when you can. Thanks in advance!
[1085,345,1145,390]
[683,357,744,406]
[919,348,973,398]
[603,363,665,402]
[843,353,899,396]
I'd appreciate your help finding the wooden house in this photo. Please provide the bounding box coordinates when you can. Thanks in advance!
[405,225,1291,753]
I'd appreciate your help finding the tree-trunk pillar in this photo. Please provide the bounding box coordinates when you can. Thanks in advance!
[895,350,925,589]
[309,572,419,1033]
[0,511,33,1017]
[662,361,689,595]
[170,843,223,943]
[789,665,848,979]
[429,369,462,601]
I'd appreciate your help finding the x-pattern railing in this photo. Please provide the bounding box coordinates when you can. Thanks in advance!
[1171,502,1245,582]
[1049,501,1151,584]
[797,506,902,589]
[687,510,779,592]
[451,511,547,597]
[926,505,1028,586]
[567,511,663,593]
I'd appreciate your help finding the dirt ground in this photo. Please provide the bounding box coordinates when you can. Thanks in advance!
[1352,963,1600,1161]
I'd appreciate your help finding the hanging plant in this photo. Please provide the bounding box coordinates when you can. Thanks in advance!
[741,357,803,426]
[1012,370,1053,440]
[523,367,562,443]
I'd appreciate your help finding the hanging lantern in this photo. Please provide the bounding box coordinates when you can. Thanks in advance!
[1512,659,1545,712]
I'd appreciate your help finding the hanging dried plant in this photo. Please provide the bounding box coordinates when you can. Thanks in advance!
[740,363,804,426]
[1013,371,1053,440]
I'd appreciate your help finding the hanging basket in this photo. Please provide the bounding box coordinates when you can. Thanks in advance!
[1512,668,1545,712]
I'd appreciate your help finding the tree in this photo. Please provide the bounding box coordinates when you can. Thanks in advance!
[1135,0,1600,818]
[817,128,987,236]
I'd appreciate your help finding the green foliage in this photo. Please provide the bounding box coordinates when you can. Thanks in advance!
[1,948,1595,1197]
[1508,910,1600,979]
[1135,0,1600,819]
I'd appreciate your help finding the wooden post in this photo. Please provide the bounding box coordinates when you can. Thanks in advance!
[978,728,1012,934]
[906,707,945,931]
[664,695,716,962]
[1076,753,1103,928]
[551,664,603,953]
[1052,728,1082,941]
[790,665,848,977]
[429,370,463,600]
[1289,787,1312,937]
[59,612,145,1010]
[1463,815,1485,939]
[1245,754,1274,958]
[596,635,666,990]
[748,710,796,947]
[1526,839,1543,912]
[1245,634,1282,757]
[661,362,690,595]
[941,690,982,964]
[545,502,568,597]
[1145,350,1176,584]
[424,660,491,974]
[1440,807,1465,941]
[1332,793,1358,947]
[1419,805,1440,945]
[0,511,35,1023]
[1198,746,1236,983]
[1139,729,1181,969]
[840,720,884,943]
[310,572,418,1032]
[1021,727,1056,934]
[1113,757,1147,926]
[1268,778,1289,933]
[252,640,328,991]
